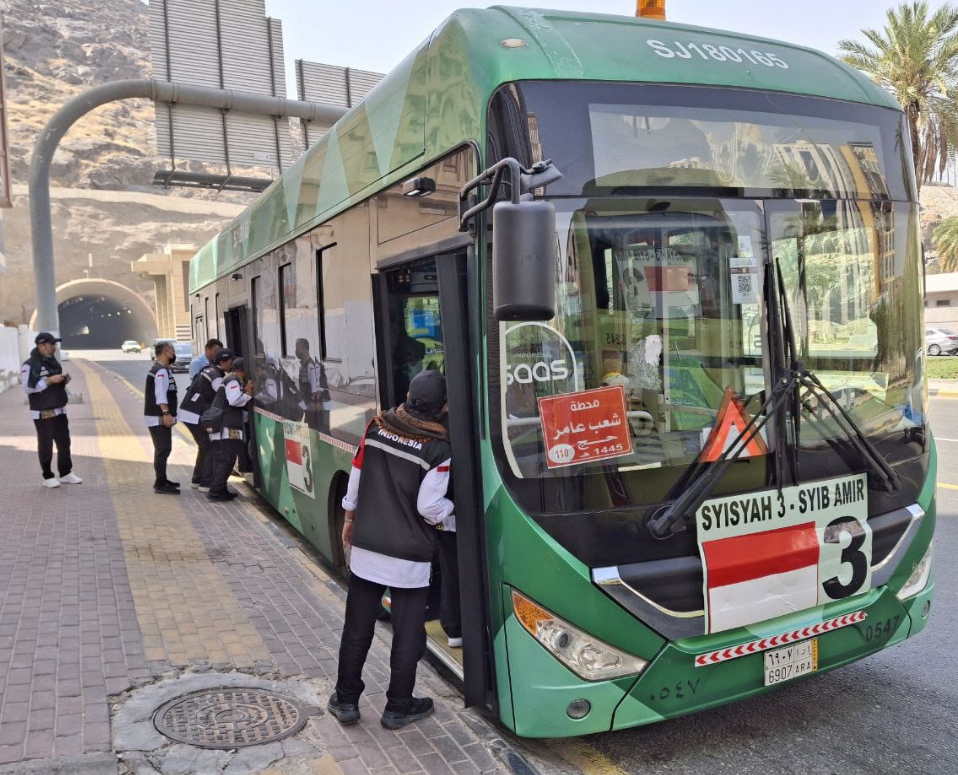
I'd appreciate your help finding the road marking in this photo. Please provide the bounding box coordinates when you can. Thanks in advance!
[935,438,958,442]
[551,740,632,775]
[938,483,958,491]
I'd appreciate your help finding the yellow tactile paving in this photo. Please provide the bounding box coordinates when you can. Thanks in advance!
[76,361,272,669]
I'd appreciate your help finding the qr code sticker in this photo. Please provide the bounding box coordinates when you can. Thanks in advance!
[731,268,759,303]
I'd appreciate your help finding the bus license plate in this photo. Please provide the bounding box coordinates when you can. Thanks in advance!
[763,639,818,686]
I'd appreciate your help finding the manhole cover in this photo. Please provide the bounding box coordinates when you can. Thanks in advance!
[153,688,308,749]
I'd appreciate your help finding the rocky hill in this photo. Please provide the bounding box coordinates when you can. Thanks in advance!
[1,0,157,190]
[0,0,266,326]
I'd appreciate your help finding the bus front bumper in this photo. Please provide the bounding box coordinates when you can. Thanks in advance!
[503,582,932,737]
[611,584,933,731]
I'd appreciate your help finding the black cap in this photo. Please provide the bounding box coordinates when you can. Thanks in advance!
[35,332,60,345]
[232,357,245,371]
[213,348,235,365]
[407,370,446,417]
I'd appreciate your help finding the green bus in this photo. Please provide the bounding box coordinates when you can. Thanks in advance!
[188,7,935,737]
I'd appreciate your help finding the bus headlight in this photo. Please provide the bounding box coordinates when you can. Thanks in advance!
[897,542,933,600]
[511,589,647,681]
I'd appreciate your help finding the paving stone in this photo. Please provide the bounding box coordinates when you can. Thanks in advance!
[0,362,511,774]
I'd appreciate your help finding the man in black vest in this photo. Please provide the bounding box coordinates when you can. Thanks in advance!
[20,332,82,488]
[328,370,453,730]
[144,341,179,494]
[207,357,253,502]
[179,348,234,491]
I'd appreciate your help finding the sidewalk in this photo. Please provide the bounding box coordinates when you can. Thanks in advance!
[0,360,543,775]
[928,378,958,397]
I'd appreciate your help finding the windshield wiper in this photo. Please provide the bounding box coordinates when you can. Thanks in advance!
[773,260,899,494]
[647,258,898,540]
[647,259,797,539]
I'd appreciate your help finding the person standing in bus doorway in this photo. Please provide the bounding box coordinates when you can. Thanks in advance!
[295,338,331,432]
[145,342,179,494]
[189,338,223,379]
[179,349,234,491]
[329,370,454,730]
[21,332,82,488]
[207,358,253,501]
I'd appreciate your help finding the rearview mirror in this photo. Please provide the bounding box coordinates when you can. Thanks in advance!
[492,198,557,321]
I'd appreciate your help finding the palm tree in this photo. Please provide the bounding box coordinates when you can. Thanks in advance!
[934,216,958,270]
[839,2,958,191]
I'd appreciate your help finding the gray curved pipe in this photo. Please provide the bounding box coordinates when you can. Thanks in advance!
[29,78,347,334]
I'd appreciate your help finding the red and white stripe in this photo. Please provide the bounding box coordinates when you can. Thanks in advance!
[694,611,867,667]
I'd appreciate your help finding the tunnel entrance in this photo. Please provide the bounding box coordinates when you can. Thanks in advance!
[31,279,159,349]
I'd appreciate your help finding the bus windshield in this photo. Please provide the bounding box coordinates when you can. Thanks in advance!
[489,84,925,519]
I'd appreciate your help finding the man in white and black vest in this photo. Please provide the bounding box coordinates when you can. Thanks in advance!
[179,348,234,491]
[328,370,454,730]
[295,338,331,432]
[144,341,180,494]
[20,332,82,489]
[207,357,253,502]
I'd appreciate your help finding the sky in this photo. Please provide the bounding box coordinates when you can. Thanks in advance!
[261,0,954,88]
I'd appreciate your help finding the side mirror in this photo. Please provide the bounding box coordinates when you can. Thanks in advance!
[458,158,562,322]
[492,198,557,321]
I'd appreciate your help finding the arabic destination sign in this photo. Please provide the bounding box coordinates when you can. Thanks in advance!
[538,386,633,469]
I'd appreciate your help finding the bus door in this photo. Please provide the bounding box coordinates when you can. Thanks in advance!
[223,305,258,486]
[223,306,248,357]
[374,250,494,709]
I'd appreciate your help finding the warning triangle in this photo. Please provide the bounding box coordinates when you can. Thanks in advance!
[699,387,768,463]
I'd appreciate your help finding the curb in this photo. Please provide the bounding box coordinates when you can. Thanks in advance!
[929,388,958,398]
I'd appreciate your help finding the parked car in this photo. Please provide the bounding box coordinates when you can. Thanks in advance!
[925,327,958,356]
[121,340,141,353]
[150,339,194,372]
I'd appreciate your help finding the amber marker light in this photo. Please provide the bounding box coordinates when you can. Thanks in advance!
[511,589,647,681]
[636,0,666,20]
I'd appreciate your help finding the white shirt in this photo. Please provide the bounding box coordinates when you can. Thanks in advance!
[144,366,176,427]
[209,378,252,440]
[179,373,224,426]
[342,458,455,588]
[20,364,66,420]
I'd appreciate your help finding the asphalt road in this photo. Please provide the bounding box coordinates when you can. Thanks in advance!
[69,348,194,396]
[78,350,957,775]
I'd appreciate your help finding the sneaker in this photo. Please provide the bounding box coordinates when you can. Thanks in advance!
[198,486,211,493]
[191,482,201,490]
[153,482,180,494]
[447,637,463,649]
[41,477,60,489]
[164,479,180,488]
[326,693,360,724]
[59,473,82,484]
[381,697,434,730]
[208,490,237,501]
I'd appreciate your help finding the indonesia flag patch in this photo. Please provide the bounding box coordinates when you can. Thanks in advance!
[702,523,820,634]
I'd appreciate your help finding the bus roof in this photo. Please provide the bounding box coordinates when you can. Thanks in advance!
[190,6,898,291]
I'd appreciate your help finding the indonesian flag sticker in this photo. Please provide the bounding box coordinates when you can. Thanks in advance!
[702,522,820,634]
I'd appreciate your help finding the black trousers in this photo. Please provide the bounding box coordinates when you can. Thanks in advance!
[148,424,172,485]
[34,414,72,479]
[335,572,429,708]
[436,530,461,639]
[186,422,216,486]
[210,437,245,494]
